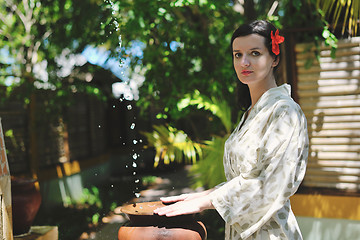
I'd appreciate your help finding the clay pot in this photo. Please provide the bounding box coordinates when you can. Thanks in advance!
[11,177,42,235]
[118,201,207,240]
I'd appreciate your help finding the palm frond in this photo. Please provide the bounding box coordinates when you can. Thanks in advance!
[317,0,360,36]
[189,135,227,189]
[177,90,233,134]
[141,124,203,167]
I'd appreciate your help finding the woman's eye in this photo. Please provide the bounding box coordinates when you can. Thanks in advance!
[251,51,260,56]
[234,53,242,58]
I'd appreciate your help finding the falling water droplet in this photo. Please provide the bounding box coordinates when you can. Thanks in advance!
[139,139,143,143]
[132,154,138,160]
[135,179,140,183]
[124,94,132,100]
[127,105,132,110]
[125,165,128,168]
[119,98,124,102]
[135,193,141,198]
[111,184,114,188]
[133,139,138,145]
[130,123,135,129]
[132,161,137,167]
[112,105,116,108]
[98,125,101,128]
[133,171,136,175]
[118,36,122,47]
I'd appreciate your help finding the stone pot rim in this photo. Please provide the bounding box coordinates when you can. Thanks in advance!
[121,201,165,216]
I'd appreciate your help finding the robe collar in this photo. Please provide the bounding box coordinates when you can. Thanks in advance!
[246,83,291,121]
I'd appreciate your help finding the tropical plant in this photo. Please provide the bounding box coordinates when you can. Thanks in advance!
[141,124,203,167]
[177,90,233,134]
[317,0,360,36]
[190,135,227,189]
[177,90,243,188]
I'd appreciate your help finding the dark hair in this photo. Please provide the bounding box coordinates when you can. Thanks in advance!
[232,20,283,110]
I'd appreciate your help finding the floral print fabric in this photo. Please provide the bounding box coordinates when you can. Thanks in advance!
[209,84,309,240]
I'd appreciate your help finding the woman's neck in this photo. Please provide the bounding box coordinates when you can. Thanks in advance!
[248,79,277,109]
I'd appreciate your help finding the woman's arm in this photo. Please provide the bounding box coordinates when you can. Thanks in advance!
[160,189,214,204]
[154,189,215,216]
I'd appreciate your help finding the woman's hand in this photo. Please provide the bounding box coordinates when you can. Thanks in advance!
[154,191,215,217]
[160,190,212,204]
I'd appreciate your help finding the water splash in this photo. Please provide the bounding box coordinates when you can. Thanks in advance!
[104,0,141,199]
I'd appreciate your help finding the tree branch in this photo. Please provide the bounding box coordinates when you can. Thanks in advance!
[0,73,21,78]
[31,30,52,65]
[5,0,30,32]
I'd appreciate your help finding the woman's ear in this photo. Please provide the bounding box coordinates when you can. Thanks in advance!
[272,56,280,67]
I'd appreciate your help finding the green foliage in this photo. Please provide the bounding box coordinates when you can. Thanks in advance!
[190,135,227,188]
[79,186,102,208]
[113,0,242,121]
[142,175,158,185]
[141,124,203,167]
[322,26,338,57]
[0,0,114,109]
[177,90,232,133]
[62,186,104,225]
[177,90,242,188]
[317,0,360,36]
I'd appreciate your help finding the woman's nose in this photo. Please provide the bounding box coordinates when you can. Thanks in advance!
[241,56,250,67]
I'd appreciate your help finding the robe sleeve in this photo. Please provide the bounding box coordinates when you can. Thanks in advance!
[208,101,308,239]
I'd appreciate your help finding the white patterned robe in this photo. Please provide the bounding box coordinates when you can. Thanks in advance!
[209,84,308,240]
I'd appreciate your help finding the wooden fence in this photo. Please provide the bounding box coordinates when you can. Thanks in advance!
[0,90,132,177]
[295,37,360,192]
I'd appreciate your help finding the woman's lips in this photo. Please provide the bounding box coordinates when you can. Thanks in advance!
[241,70,253,76]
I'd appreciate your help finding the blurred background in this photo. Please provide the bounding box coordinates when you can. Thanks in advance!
[1,0,359,239]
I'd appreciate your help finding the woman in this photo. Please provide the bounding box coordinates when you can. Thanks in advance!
[154,20,309,240]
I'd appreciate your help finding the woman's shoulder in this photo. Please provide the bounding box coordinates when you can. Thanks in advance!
[271,97,306,120]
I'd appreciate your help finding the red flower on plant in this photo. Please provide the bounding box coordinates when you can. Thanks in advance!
[271,30,284,55]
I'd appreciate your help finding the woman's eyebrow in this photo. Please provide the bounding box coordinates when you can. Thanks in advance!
[233,47,261,52]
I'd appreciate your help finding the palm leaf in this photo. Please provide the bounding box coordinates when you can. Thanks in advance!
[177,89,245,188]
[177,90,233,134]
[141,124,203,167]
[317,0,360,36]
[189,135,227,189]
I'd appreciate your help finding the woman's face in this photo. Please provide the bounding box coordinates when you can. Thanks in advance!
[232,34,278,87]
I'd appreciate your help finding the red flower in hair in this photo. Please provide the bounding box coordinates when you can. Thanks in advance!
[271,30,284,55]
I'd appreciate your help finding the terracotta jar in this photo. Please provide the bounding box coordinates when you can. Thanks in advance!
[11,177,42,235]
[118,201,207,240]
